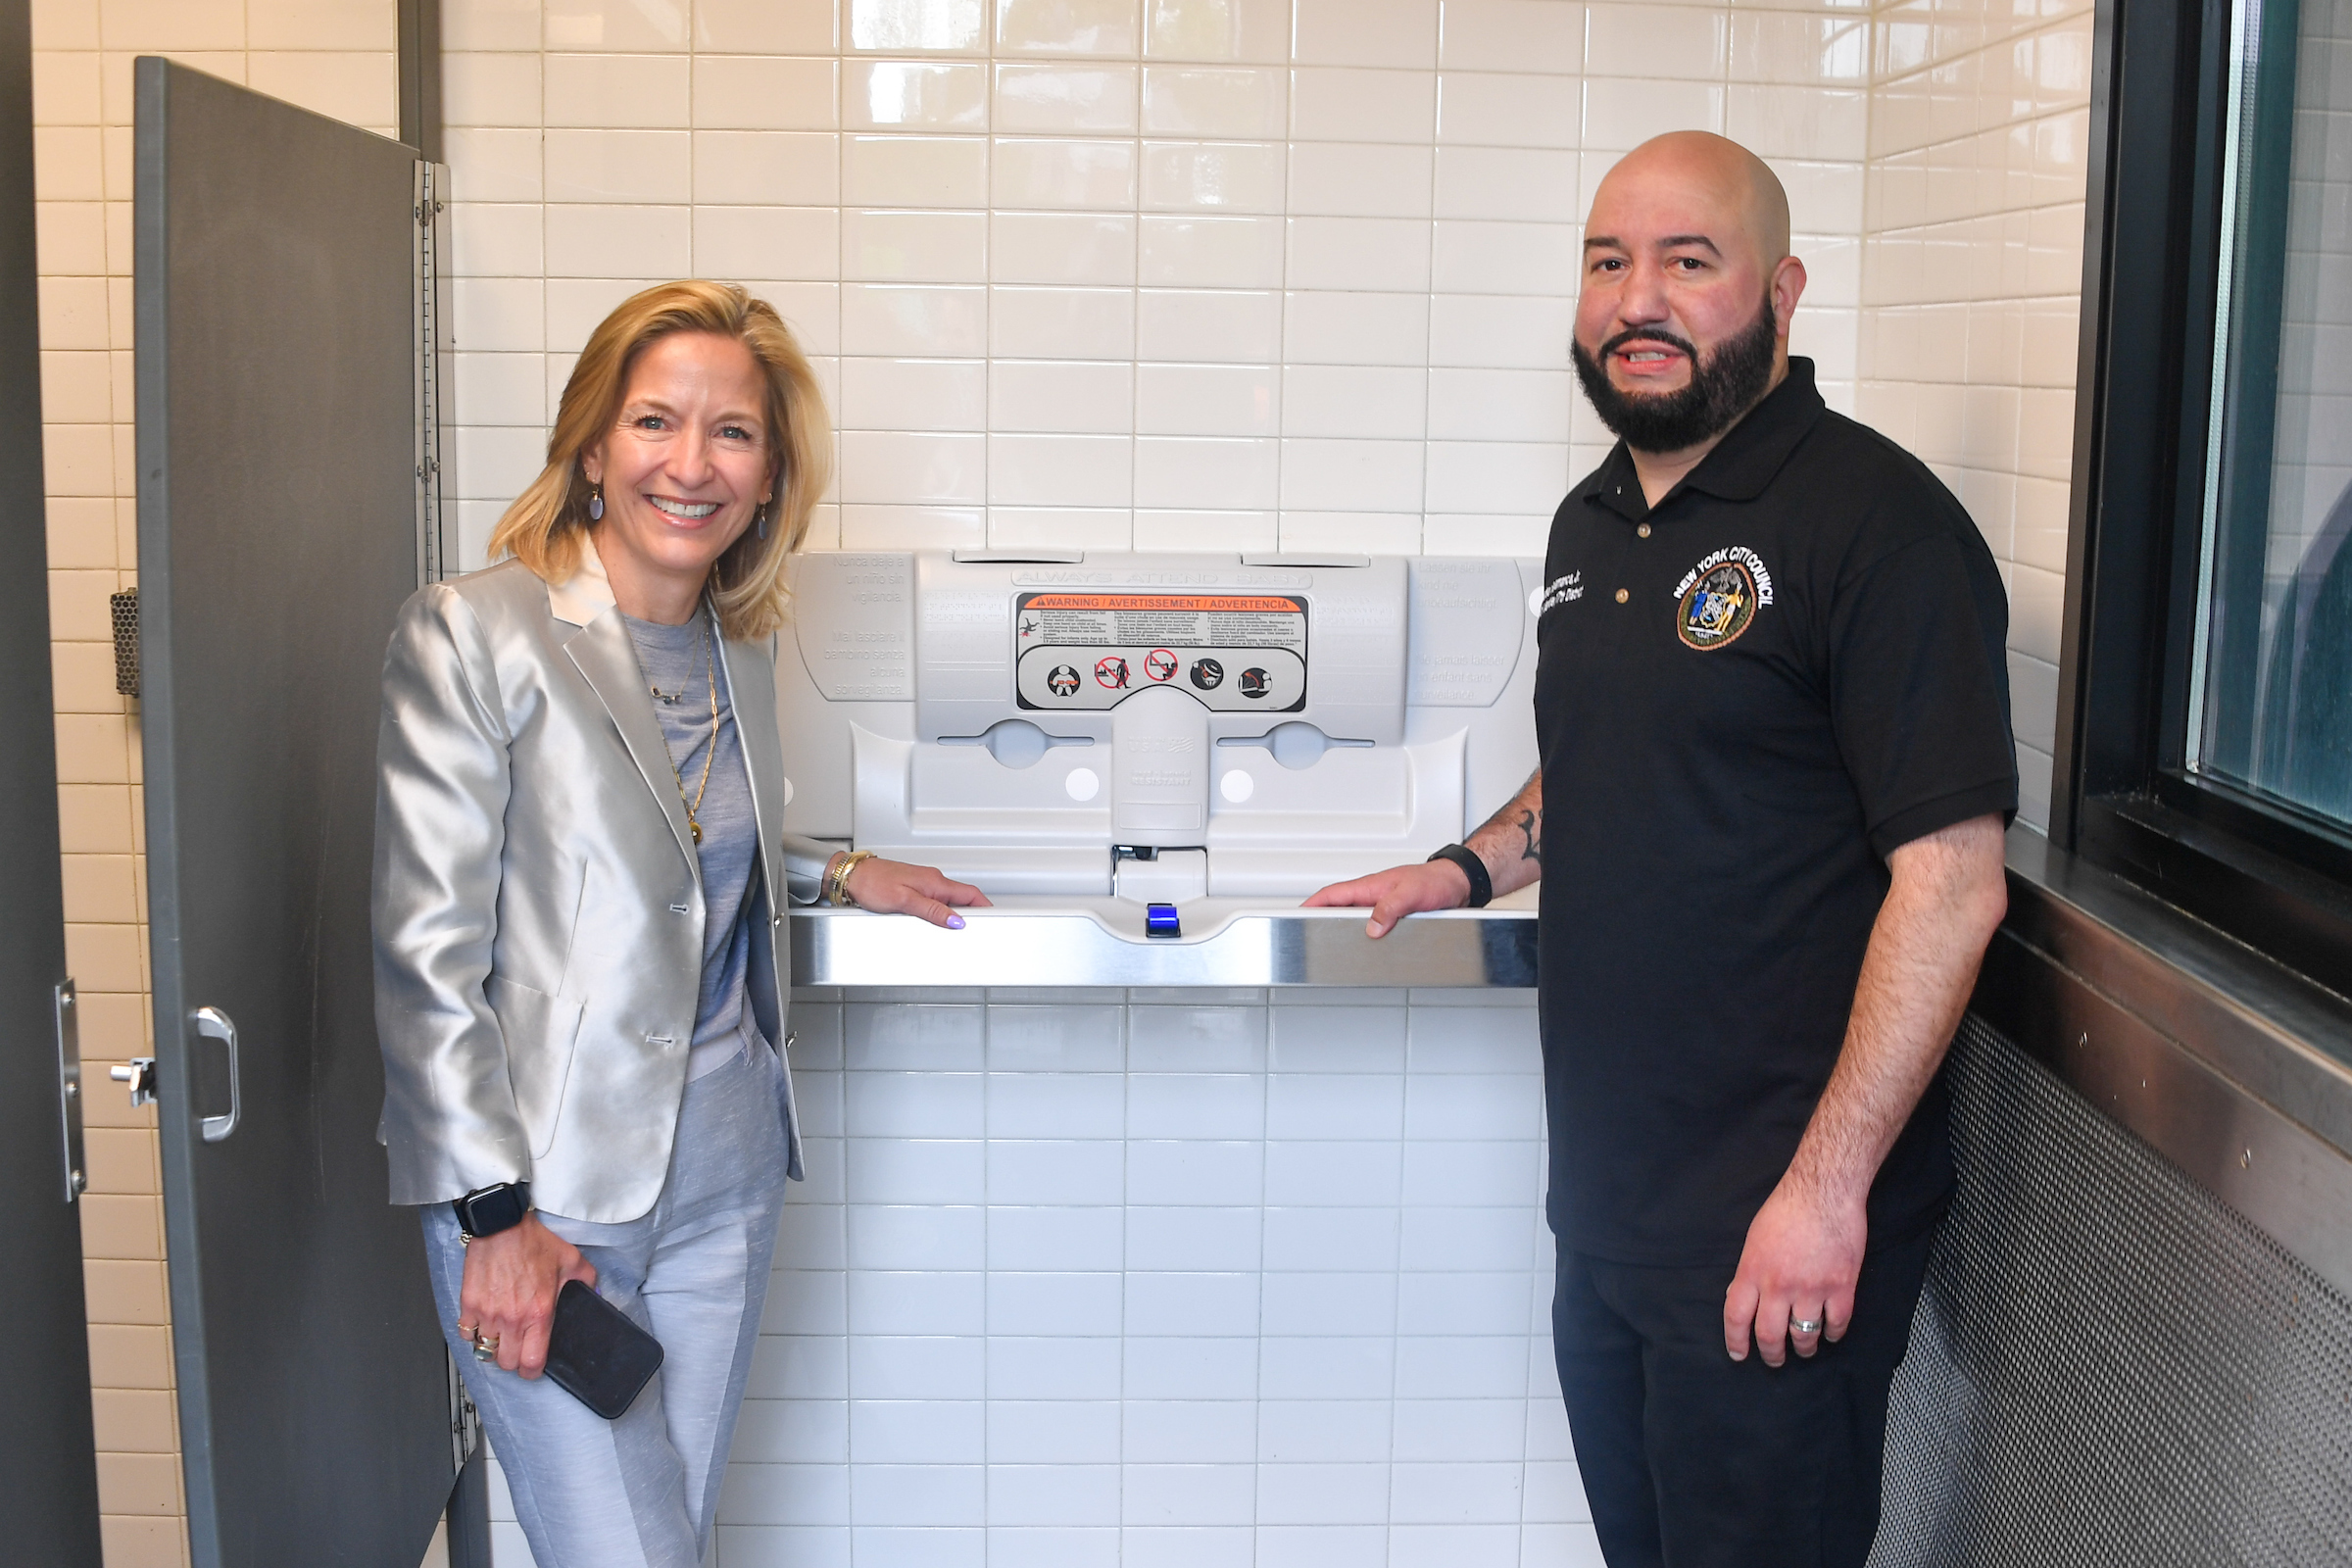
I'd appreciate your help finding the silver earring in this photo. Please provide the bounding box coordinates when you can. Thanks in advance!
[587,485,604,522]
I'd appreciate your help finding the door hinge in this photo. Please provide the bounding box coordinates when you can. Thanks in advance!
[55,980,84,1201]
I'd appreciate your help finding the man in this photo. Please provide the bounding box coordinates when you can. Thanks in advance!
[1306,131,2015,1566]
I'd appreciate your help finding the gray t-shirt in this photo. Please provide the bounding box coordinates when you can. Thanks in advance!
[621,610,761,1082]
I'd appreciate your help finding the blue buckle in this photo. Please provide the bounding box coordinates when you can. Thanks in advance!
[1145,903,1181,939]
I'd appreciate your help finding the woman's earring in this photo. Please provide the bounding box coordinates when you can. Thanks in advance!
[587,484,604,522]
[756,500,769,541]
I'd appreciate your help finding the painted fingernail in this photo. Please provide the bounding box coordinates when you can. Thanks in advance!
[947,914,965,929]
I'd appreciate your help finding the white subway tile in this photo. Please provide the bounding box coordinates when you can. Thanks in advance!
[997,64,1142,132]
[1279,437,1425,511]
[446,127,546,202]
[847,61,988,129]
[1124,1271,1259,1334]
[1122,1461,1256,1524]
[851,1334,988,1398]
[450,275,545,352]
[545,52,689,127]
[991,1463,1124,1525]
[747,1335,853,1401]
[844,283,989,356]
[1260,1272,1398,1338]
[1123,1338,1259,1399]
[1123,1400,1256,1463]
[1136,366,1279,437]
[1399,1141,1540,1206]
[443,52,541,127]
[545,0,689,51]
[1389,1463,1522,1524]
[1294,0,1438,71]
[1731,12,1870,87]
[996,0,1142,57]
[995,137,1139,209]
[846,134,989,207]
[448,200,545,281]
[1437,1,1583,74]
[1137,290,1282,363]
[1424,440,1568,513]
[848,0,988,54]
[1139,216,1285,287]
[1437,73,1580,150]
[695,56,839,129]
[544,203,691,278]
[1431,220,1576,296]
[1256,1461,1389,1524]
[987,1139,1128,1204]
[714,1463,851,1528]
[845,210,989,282]
[993,212,1137,284]
[991,1399,1124,1463]
[1288,142,1435,220]
[1434,147,1579,223]
[1277,291,1426,367]
[1288,217,1432,291]
[1428,294,1573,369]
[696,0,839,54]
[851,1463,987,1525]
[543,127,690,201]
[1133,437,1280,508]
[1143,66,1287,138]
[1278,511,1424,552]
[852,1399,987,1463]
[1257,1336,1395,1398]
[1586,5,1726,80]
[1141,142,1285,213]
[1290,67,1436,145]
[1580,76,1724,153]
[989,432,1135,505]
[986,361,1133,433]
[991,1072,1130,1137]
[990,1336,1126,1397]
[1425,368,1572,443]
[838,429,987,503]
[1394,1337,1525,1400]
[996,286,1139,358]
[1144,0,1292,66]
[695,206,841,283]
[442,0,539,52]
[1727,84,1867,164]
[849,1270,988,1335]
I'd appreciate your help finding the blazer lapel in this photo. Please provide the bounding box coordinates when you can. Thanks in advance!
[716,626,784,902]
[544,538,701,875]
[564,615,703,876]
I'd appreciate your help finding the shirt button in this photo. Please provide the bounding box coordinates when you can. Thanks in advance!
[1637,523,1651,538]
[1614,588,1630,604]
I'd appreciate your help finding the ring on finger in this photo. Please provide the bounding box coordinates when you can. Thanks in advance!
[1791,1315,1822,1336]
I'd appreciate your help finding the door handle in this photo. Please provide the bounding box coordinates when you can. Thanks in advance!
[194,1005,240,1143]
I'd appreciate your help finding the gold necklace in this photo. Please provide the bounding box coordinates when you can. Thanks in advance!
[658,615,719,845]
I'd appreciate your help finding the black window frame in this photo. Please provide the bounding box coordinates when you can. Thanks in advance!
[2056,0,2352,1000]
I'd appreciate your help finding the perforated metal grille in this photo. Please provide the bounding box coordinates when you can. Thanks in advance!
[1874,1014,2352,1566]
[109,587,138,698]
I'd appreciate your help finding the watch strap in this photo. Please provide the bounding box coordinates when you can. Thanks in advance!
[453,1181,532,1241]
[1427,844,1493,908]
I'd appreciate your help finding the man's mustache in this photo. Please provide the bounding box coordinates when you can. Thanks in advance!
[1597,327,1700,362]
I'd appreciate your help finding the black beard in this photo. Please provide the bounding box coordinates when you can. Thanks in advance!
[1570,295,1780,453]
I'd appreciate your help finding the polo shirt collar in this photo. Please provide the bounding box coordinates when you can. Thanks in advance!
[1577,356,1827,519]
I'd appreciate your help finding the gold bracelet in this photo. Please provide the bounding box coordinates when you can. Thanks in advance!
[827,850,877,907]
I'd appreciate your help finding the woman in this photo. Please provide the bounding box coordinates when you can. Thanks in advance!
[372,280,987,1567]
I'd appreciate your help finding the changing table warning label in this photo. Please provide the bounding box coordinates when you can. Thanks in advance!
[1015,593,1307,712]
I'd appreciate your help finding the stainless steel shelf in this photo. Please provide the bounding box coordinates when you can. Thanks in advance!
[790,897,1538,989]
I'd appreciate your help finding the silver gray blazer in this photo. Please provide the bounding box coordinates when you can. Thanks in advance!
[371,537,833,1222]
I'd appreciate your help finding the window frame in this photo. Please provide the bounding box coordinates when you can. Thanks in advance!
[2056,0,2352,1001]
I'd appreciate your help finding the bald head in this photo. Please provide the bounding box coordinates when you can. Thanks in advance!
[1589,131,1791,270]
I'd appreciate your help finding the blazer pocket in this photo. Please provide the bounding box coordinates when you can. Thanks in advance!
[485,974,585,1159]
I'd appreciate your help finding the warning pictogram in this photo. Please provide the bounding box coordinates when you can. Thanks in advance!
[1047,664,1080,697]
[1144,648,1178,682]
[1238,666,1270,699]
[1190,658,1223,690]
[1094,656,1130,690]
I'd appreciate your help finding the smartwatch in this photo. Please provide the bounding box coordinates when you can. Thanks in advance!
[1427,844,1494,908]
[452,1181,533,1242]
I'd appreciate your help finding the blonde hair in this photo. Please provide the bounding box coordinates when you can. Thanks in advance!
[487,280,831,641]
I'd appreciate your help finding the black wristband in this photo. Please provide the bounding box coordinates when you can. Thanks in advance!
[452,1181,532,1241]
[1427,844,1493,908]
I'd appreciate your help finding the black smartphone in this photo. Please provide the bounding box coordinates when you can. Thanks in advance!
[542,1279,663,1420]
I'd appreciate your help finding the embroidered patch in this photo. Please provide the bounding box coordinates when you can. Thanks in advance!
[1672,547,1774,651]
[1540,570,1585,614]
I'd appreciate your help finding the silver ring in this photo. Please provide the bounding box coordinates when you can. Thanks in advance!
[1791,1317,1822,1336]
[470,1332,499,1362]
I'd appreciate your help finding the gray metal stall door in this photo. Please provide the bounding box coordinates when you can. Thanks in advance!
[135,59,449,1568]
[0,0,102,1558]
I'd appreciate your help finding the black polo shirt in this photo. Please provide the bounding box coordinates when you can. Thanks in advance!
[1535,359,2015,1266]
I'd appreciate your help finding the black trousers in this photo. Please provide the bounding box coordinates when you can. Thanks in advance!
[1551,1222,1937,1568]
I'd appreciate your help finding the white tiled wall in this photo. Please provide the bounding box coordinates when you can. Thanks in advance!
[1856,0,2097,829]
[2267,0,2352,579]
[438,0,1874,574]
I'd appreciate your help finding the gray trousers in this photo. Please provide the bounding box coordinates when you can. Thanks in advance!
[421,1040,792,1568]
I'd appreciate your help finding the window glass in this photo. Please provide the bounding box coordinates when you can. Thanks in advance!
[2190,0,2352,829]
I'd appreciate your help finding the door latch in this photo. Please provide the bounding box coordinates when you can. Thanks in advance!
[111,1056,157,1108]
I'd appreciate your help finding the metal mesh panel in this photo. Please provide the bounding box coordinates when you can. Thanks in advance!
[109,587,137,698]
[1875,1014,2352,1566]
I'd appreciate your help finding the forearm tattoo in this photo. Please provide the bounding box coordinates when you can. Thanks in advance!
[1516,808,1542,863]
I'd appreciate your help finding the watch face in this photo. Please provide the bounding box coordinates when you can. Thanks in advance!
[464,1185,528,1236]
